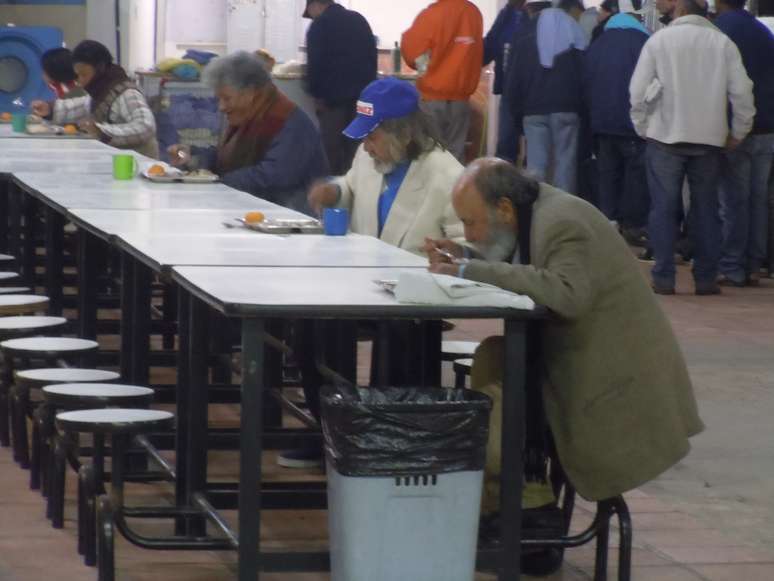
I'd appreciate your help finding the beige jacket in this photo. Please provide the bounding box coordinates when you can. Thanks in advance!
[464,184,704,501]
[332,145,464,255]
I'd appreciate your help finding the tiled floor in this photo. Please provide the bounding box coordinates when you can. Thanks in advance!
[1,261,774,580]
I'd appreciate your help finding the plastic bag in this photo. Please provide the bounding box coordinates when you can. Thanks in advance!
[321,385,492,477]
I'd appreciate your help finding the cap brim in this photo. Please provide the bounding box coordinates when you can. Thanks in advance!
[342,115,379,140]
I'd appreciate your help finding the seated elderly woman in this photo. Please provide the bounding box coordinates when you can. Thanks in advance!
[169,51,328,212]
[31,40,158,158]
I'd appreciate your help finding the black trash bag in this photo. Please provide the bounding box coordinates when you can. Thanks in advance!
[321,385,492,477]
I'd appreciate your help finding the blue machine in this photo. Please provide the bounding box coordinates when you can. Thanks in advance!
[0,26,64,112]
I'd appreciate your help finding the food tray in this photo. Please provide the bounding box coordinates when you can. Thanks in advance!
[244,218,323,234]
[141,165,219,183]
[25,124,89,138]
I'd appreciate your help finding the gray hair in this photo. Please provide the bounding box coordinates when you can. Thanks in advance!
[378,109,443,162]
[202,51,271,91]
[466,158,540,209]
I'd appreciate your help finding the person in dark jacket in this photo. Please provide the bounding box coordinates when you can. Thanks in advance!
[483,0,527,162]
[303,0,377,175]
[505,0,587,194]
[583,3,650,243]
[715,0,774,286]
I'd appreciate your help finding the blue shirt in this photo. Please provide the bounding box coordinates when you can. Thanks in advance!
[378,162,411,235]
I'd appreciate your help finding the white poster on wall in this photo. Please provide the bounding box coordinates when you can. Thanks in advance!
[226,0,264,54]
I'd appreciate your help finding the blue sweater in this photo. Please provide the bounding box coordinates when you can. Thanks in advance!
[305,4,377,106]
[196,108,329,215]
[583,27,648,137]
[483,5,526,95]
[715,10,774,134]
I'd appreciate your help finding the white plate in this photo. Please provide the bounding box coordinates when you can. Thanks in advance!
[142,164,218,183]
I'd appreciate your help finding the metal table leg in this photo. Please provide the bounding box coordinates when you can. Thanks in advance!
[44,207,65,315]
[21,195,36,287]
[239,317,265,581]
[130,260,152,385]
[175,287,190,535]
[77,231,100,340]
[0,179,9,253]
[499,318,526,581]
[7,183,22,262]
[119,254,136,380]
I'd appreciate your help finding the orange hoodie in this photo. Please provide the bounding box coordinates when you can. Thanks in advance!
[401,0,484,101]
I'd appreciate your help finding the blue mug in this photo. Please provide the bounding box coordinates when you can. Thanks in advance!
[323,208,349,236]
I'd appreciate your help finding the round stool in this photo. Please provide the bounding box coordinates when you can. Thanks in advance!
[0,295,50,317]
[0,254,15,264]
[21,370,121,491]
[0,316,68,340]
[53,407,172,569]
[441,340,480,361]
[0,272,20,284]
[0,287,31,295]
[0,337,99,460]
[453,358,473,389]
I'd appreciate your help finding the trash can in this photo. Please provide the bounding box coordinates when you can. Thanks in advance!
[321,385,492,581]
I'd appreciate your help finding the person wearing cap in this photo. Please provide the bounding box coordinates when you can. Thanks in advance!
[400,0,484,163]
[630,0,754,295]
[504,0,587,195]
[303,0,377,175]
[307,78,464,255]
[168,51,328,212]
[424,157,703,576]
[714,0,774,287]
[583,0,650,244]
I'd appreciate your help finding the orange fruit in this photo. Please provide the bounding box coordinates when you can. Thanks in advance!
[244,211,265,224]
[147,164,167,176]
[0,112,11,122]
[63,124,78,135]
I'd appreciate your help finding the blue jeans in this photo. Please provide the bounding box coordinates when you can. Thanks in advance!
[523,112,579,193]
[719,133,774,281]
[596,135,649,229]
[646,142,722,287]
[495,96,520,163]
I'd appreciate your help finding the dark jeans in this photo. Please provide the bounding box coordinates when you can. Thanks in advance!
[316,100,359,175]
[596,135,649,229]
[646,142,722,287]
[495,95,520,163]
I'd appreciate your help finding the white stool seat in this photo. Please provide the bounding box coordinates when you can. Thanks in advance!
[0,295,49,315]
[0,272,20,281]
[44,383,152,399]
[1,337,99,354]
[453,358,473,370]
[441,341,480,358]
[0,254,15,262]
[0,287,31,295]
[55,408,173,434]
[0,316,67,332]
[18,368,119,384]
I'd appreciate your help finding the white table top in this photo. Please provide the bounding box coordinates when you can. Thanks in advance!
[68,208,301,241]
[121,233,427,272]
[0,135,112,152]
[172,266,537,319]
[0,124,95,141]
[1,159,114,175]
[14,172,262,212]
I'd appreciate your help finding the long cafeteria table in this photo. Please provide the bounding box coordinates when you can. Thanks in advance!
[0,132,542,580]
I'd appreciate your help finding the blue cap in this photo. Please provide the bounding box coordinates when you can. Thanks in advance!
[343,78,420,140]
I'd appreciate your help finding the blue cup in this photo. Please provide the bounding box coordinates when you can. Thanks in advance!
[323,208,349,236]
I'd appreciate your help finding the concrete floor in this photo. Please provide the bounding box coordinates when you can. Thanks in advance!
[0,261,773,580]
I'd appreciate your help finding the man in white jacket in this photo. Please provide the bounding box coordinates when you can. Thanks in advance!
[307,78,464,256]
[629,0,754,295]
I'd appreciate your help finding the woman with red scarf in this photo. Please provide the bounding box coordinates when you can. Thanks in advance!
[32,40,158,158]
[41,48,86,100]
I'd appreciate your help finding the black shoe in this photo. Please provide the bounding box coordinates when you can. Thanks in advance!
[638,248,654,262]
[621,227,649,248]
[277,448,323,469]
[695,282,721,296]
[652,283,675,295]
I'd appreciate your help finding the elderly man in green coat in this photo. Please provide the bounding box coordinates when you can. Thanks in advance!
[425,158,703,567]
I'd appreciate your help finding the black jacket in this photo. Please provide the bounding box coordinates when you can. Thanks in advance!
[504,18,584,126]
[483,5,527,95]
[583,27,648,137]
[305,4,377,105]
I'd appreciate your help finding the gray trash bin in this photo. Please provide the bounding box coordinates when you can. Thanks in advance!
[321,386,492,581]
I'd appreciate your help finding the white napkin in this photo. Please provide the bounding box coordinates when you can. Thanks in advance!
[394,271,535,310]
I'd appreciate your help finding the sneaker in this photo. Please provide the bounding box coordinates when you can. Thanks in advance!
[716,275,745,288]
[277,448,323,469]
[695,282,721,296]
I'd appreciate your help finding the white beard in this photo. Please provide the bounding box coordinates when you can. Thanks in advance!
[477,223,518,263]
[373,159,397,175]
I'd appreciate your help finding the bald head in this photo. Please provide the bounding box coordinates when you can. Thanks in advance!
[674,0,708,16]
